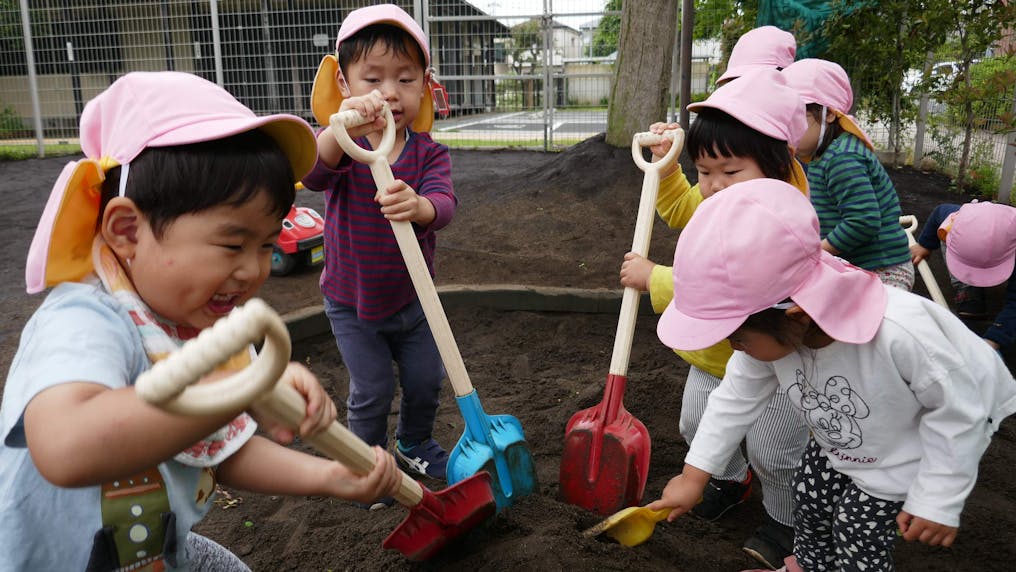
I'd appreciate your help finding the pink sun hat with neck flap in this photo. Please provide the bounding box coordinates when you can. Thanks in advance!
[688,68,808,149]
[781,58,874,151]
[311,3,436,132]
[717,26,797,84]
[657,178,887,351]
[942,201,1016,287]
[25,71,317,294]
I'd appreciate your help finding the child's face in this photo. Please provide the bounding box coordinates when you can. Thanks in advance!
[694,150,767,199]
[727,327,796,361]
[128,191,282,329]
[797,110,834,159]
[342,40,426,131]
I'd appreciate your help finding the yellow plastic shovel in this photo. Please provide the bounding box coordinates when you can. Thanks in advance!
[582,505,671,547]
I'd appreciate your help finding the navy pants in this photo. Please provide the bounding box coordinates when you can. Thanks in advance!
[324,297,445,448]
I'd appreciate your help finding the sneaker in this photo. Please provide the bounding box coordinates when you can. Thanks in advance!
[741,555,803,572]
[352,496,395,511]
[691,468,753,521]
[395,438,448,481]
[742,515,794,570]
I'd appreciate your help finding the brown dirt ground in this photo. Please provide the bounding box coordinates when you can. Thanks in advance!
[1,136,1014,571]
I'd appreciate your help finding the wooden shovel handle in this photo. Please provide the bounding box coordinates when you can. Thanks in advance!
[134,299,423,506]
[900,215,949,308]
[329,107,475,399]
[609,128,685,376]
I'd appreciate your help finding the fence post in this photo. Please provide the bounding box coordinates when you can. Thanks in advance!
[18,0,44,157]
[912,52,934,165]
[999,90,1016,205]
[678,0,693,129]
[668,1,680,123]
[542,0,552,151]
[209,0,225,86]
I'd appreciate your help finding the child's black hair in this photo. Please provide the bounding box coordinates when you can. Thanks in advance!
[805,103,846,159]
[686,108,793,181]
[738,301,824,347]
[99,128,295,238]
[337,23,426,76]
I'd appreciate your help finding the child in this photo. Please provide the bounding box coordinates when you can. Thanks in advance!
[782,58,914,290]
[650,178,1016,572]
[912,201,1016,349]
[0,71,402,571]
[717,25,797,85]
[303,4,456,489]
[619,69,810,569]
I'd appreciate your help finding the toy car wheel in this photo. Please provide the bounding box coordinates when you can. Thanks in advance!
[271,246,297,276]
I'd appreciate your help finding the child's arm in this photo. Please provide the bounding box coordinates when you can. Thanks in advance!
[983,269,1016,350]
[912,203,962,264]
[215,437,401,504]
[896,511,958,547]
[24,380,242,487]
[646,464,711,520]
[251,362,337,444]
[821,156,883,255]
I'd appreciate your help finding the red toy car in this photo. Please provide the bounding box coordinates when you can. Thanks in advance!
[271,205,325,276]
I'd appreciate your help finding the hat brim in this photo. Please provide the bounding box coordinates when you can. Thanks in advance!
[946,243,1015,287]
[717,63,770,84]
[311,54,434,133]
[657,300,748,351]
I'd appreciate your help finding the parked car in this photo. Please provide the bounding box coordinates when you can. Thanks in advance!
[272,205,325,276]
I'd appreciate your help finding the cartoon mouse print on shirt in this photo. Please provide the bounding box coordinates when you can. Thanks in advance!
[788,369,870,449]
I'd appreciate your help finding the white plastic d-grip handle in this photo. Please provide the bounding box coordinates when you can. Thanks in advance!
[134,298,292,416]
[329,105,396,163]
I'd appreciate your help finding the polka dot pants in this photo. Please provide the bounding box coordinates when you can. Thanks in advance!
[793,439,904,571]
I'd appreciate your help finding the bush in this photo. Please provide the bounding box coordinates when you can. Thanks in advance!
[0,104,27,137]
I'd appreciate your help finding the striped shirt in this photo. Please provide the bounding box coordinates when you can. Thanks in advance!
[807,133,911,270]
[301,131,456,321]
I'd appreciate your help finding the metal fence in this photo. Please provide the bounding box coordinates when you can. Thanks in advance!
[0,0,1011,183]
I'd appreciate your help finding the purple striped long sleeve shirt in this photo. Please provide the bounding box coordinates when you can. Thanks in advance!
[301,131,456,321]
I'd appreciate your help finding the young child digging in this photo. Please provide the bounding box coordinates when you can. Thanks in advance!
[302,4,456,501]
[782,58,914,290]
[0,71,401,571]
[620,69,811,569]
[649,178,1016,572]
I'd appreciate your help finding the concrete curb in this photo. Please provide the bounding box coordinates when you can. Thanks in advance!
[281,284,655,344]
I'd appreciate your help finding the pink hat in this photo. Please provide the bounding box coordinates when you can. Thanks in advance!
[657,178,887,351]
[717,26,797,84]
[780,58,852,112]
[311,4,435,131]
[687,68,808,148]
[942,202,1016,287]
[25,71,317,294]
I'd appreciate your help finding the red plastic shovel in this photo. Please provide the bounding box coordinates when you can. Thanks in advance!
[559,127,685,516]
[134,299,496,561]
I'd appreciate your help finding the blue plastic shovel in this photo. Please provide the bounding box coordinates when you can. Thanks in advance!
[330,106,537,510]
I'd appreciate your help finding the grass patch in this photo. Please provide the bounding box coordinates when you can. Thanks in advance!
[0,143,81,161]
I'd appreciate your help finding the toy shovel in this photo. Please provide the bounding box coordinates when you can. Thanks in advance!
[582,504,671,547]
[900,215,948,308]
[134,299,496,561]
[559,127,685,516]
[329,107,537,511]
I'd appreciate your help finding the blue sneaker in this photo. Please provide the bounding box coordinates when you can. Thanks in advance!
[395,438,448,481]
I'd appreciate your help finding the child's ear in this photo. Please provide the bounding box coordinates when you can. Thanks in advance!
[825,110,838,124]
[337,71,351,98]
[784,304,812,326]
[100,197,141,261]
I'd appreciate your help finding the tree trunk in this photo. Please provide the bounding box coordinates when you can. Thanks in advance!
[605,0,679,147]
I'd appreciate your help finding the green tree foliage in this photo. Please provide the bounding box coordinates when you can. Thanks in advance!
[823,0,955,162]
[592,0,622,57]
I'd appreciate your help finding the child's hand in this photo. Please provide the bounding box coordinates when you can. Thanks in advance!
[326,446,402,503]
[256,362,337,444]
[648,122,682,161]
[910,243,931,265]
[646,471,709,522]
[337,89,387,138]
[896,510,958,547]
[620,252,655,291]
[376,180,436,224]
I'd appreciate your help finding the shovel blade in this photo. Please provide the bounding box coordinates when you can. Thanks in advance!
[448,392,538,511]
[382,471,496,561]
[560,404,650,515]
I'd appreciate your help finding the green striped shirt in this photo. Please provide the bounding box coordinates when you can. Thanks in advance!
[807,134,911,270]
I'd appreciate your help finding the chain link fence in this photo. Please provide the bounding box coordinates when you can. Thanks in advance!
[0,0,1011,186]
